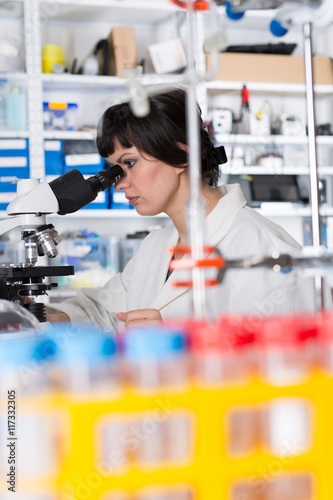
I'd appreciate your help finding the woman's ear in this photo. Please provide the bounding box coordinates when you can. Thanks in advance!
[176,142,189,172]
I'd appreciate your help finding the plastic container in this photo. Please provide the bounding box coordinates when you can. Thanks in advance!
[0,411,61,482]
[55,235,120,289]
[43,102,78,131]
[136,486,194,500]
[232,473,313,500]
[0,78,8,129]
[4,86,27,130]
[122,326,188,391]
[189,316,256,386]
[51,325,119,397]
[317,312,333,374]
[95,416,129,475]
[260,397,312,458]
[256,315,316,386]
[42,44,65,73]
[136,410,193,467]
[0,312,48,398]
[226,406,259,456]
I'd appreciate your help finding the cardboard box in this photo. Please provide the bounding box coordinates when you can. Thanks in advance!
[107,26,137,76]
[206,53,333,85]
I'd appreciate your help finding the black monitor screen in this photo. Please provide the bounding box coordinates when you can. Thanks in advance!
[250,175,301,202]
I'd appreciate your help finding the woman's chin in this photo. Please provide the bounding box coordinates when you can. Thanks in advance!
[135,206,162,217]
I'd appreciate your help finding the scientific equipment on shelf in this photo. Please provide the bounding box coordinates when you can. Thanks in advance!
[43,102,78,131]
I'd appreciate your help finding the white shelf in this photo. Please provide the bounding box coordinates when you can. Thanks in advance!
[39,0,182,24]
[0,72,27,81]
[41,72,183,91]
[0,1,23,19]
[223,165,333,176]
[43,130,96,140]
[0,130,29,138]
[215,134,333,146]
[257,205,333,218]
[205,81,333,97]
[42,73,127,91]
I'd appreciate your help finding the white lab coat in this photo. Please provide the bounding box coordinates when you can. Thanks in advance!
[54,184,320,332]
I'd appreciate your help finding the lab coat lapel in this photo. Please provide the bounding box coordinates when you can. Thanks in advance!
[150,184,247,312]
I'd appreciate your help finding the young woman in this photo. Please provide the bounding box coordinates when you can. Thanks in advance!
[47,88,318,330]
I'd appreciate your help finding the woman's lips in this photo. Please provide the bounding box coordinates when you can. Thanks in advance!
[127,196,139,206]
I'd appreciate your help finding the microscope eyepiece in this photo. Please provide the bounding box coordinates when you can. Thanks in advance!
[86,164,124,194]
[49,165,124,215]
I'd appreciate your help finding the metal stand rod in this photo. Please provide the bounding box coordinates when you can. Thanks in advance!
[185,2,207,319]
[303,21,324,310]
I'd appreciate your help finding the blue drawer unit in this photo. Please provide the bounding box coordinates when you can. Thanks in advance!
[0,176,18,211]
[82,175,110,210]
[63,153,105,174]
[44,140,64,176]
[110,185,133,209]
[0,139,29,178]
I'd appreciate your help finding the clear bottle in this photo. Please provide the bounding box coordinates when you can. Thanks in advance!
[317,311,333,374]
[136,410,194,467]
[260,397,312,458]
[266,473,313,500]
[189,316,255,386]
[4,85,27,130]
[0,306,48,401]
[136,485,193,500]
[255,315,315,386]
[226,406,259,457]
[122,326,188,392]
[0,78,8,129]
[50,325,120,398]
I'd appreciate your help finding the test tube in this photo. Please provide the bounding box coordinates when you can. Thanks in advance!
[0,412,61,485]
[260,397,312,458]
[266,473,314,500]
[231,473,313,500]
[136,410,194,467]
[226,406,259,457]
[0,333,53,398]
[255,315,315,385]
[122,326,188,392]
[317,311,333,374]
[136,485,193,500]
[189,315,255,386]
[51,325,120,397]
[95,416,129,475]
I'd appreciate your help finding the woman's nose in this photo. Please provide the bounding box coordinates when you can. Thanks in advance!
[114,170,131,191]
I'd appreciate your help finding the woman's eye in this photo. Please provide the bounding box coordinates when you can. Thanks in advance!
[125,159,136,168]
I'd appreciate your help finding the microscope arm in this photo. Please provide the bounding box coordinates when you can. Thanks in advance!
[0,213,49,238]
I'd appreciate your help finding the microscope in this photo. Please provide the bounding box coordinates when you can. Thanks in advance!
[0,165,124,322]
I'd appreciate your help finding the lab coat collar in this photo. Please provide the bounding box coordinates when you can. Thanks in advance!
[150,183,247,312]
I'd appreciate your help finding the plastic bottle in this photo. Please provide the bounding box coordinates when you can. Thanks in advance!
[122,326,191,468]
[122,326,188,391]
[317,311,333,374]
[189,315,255,386]
[50,325,119,398]
[4,86,27,130]
[0,78,8,129]
[255,315,316,386]
[136,486,193,500]
[260,397,312,458]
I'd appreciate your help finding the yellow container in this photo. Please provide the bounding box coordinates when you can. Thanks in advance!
[42,44,65,73]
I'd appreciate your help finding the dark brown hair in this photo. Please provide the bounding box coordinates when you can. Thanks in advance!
[96,88,220,186]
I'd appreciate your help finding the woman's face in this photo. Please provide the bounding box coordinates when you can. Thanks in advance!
[107,142,185,217]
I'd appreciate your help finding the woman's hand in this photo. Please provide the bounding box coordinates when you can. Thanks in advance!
[116,309,163,328]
